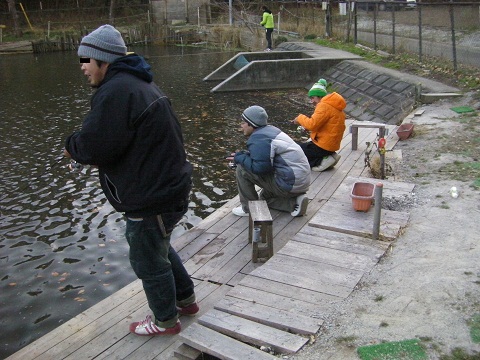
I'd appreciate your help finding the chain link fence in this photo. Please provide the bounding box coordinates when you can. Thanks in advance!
[1,1,478,68]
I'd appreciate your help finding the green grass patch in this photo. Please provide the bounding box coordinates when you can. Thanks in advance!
[357,339,427,360]
[472,179,480,190]
[450,106,476,114]
[469,313,480,343]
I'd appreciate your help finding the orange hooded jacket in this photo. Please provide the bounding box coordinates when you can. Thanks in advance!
[296,92,346,152]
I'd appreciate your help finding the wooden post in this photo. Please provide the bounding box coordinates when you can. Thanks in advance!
[0,25,5,43]
[379,127,386,179]
[372,182,383,240]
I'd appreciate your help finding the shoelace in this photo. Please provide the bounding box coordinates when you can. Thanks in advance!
[139,315,154,328]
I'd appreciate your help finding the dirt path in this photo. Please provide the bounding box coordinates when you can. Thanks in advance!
[289,92,480,359]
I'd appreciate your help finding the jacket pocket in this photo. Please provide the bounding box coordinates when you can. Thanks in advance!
[104,174,122,203]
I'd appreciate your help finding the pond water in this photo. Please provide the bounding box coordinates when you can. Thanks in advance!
[0,45,310,357]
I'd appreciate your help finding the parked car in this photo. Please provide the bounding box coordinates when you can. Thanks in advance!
[406,0,417,8]
[356,0,416,12]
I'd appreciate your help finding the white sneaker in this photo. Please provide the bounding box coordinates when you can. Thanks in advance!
[232,206,249,217]
[291,194,308,217]
[331,153,341,166]
[311,153,340,172]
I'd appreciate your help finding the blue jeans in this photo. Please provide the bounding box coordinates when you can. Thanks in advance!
[125,208,194,328]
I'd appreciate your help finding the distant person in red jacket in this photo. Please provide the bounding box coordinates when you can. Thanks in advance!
[293,79,347,172]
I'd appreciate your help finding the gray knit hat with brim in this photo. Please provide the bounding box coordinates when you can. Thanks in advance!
[242,105,268,128]
[78,25,127,63]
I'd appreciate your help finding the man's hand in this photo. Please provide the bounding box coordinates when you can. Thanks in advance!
[63,148,71,158]
[224,152,236,162]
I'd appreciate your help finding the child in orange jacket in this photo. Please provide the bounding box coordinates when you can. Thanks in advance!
[293,79,346,171]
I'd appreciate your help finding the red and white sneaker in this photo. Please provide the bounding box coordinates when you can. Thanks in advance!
[177,302,199,316]
[129,315,181,336]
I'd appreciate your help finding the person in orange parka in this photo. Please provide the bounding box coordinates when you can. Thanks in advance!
[292,78,347,172]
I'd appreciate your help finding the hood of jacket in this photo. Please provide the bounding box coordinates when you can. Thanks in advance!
[321,92,346,112]
[103,54,153,84]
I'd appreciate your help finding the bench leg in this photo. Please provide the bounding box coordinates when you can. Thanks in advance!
[351,126,359,150]
[252,224,273,263]
[248,216,253,243]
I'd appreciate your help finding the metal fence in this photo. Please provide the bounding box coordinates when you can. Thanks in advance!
[271,1,479,69]
[348,1,480,69]
[2,1,479,69]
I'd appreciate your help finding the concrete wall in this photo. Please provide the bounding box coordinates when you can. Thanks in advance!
[209,57,344,93]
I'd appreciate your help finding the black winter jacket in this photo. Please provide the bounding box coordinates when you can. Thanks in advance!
[65,54,192,217]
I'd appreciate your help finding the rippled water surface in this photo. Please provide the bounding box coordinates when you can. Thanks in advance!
[0,45,310,357]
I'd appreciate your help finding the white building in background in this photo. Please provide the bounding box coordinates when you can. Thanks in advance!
[150,0,212,26]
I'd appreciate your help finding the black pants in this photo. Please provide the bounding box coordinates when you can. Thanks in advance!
[299,141,333,168]
[265,28,273,49]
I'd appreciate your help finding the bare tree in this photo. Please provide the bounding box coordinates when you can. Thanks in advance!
[6,0,21,37]
[109,0,115,25]
[211,0,258,33]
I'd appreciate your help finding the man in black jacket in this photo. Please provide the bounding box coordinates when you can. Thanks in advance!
[64,25,198,336]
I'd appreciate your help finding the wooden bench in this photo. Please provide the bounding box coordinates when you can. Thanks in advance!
[248,200,273,263]
[350,122,389,150]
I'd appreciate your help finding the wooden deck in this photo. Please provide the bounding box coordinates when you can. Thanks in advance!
[7,120,416,360]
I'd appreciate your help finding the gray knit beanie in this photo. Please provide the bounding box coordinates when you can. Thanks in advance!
[242,105,268,128]
[78,25,127,63]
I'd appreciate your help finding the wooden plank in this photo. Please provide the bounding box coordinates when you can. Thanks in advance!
[177,232,221,263]
[331,176,416,202]
[187,213,250,281]
[196,196,242,232]
[238,274,341,304]
[277,240,379,272]
[198,309,309,354]
[249,200,273,223]
[62,302,152,360]
[92,282,232,360]
[8,280,147,360]
[214,297,321,335]
[159,340,188,360]
[294,226,390,259]
[259,253,364,289]
[226,284,329,316]
[309,200,409,241]
[184,236,231,275]
[190,228,250,282]
[173,343,202,360]
[226,272,248,287]
[172,228,207,253]
[248,264,354,299]
[180,323,277,360]
[205,243,254,285]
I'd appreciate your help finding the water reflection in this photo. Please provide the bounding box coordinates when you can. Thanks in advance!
[0,45,311,357]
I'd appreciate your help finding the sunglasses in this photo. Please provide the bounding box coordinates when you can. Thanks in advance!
[79,58,90,63]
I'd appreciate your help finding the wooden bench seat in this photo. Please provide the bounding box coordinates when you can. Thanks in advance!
[248,200,273,263]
